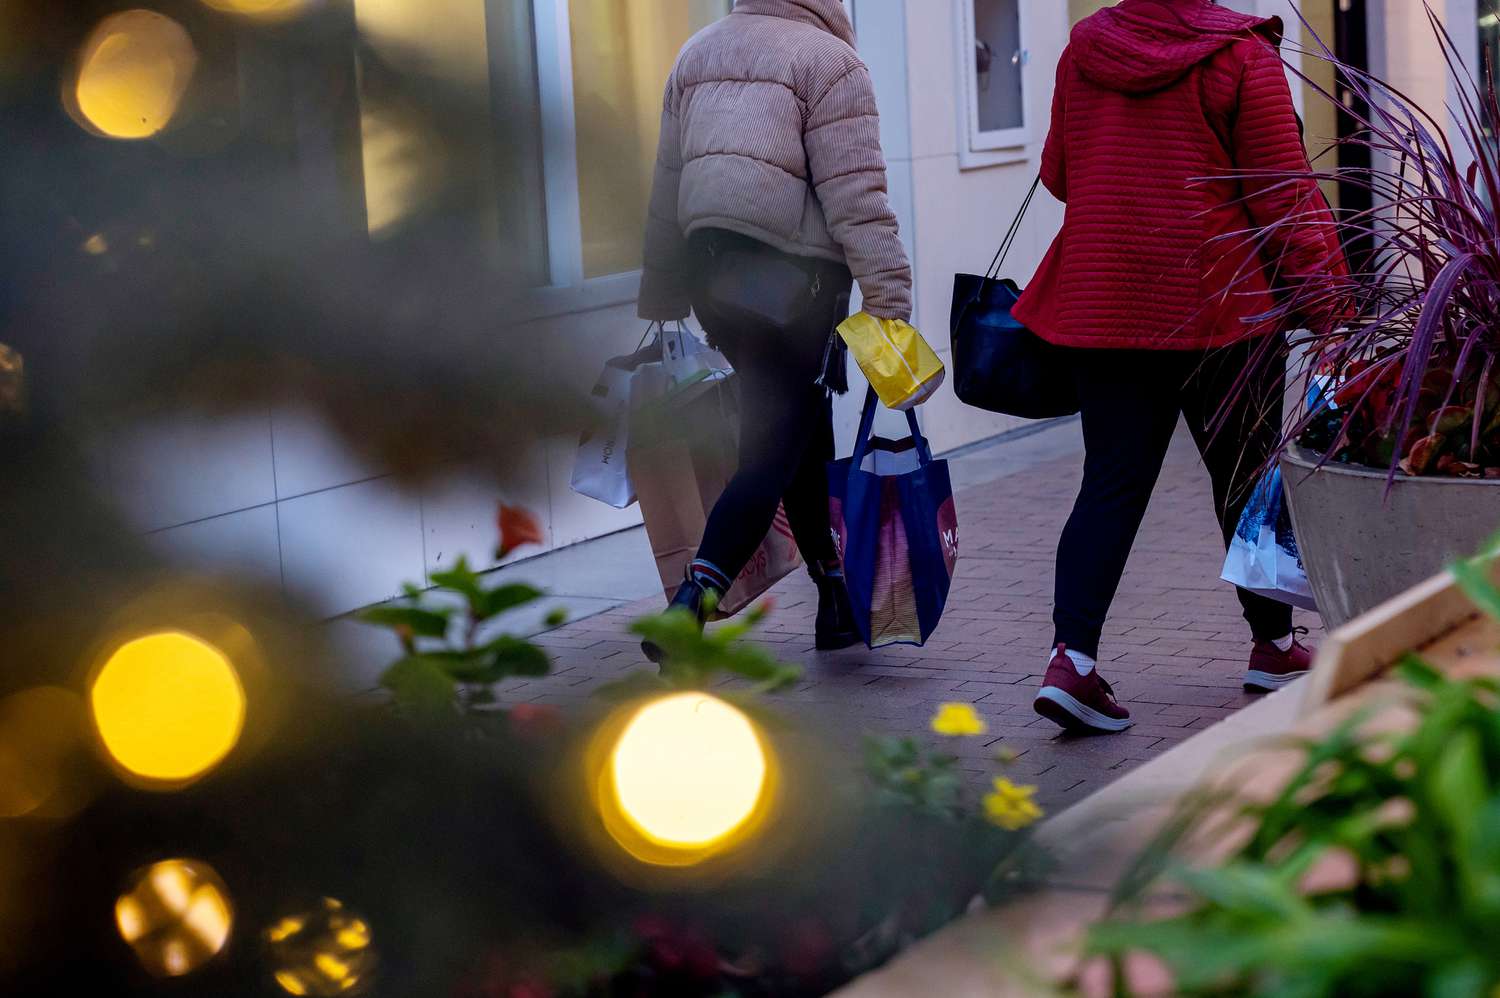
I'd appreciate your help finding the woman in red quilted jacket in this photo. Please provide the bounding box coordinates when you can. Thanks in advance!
[1013,0,1344,734]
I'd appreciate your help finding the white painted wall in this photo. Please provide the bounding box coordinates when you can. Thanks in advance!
[1367,0,1479,163]
[108,301,646,619]
[885,0,1071,455]
[1219,0,1304,113]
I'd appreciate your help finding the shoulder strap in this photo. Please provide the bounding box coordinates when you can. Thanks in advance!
[983,176,1042,282]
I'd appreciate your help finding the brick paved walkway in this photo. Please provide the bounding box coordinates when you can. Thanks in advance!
[524,425,1320,814]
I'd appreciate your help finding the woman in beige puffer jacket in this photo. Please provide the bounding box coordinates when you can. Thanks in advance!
[638,0,912,656]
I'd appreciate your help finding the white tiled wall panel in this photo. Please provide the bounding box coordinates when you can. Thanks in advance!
[111,407,277,532]
[419,439,555,581]
[277,477,426,617]
[271,405,388,500]
[145,504,283,585]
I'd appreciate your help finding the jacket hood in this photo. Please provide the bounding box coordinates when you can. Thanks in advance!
[733,0,856,48]
[1071,0,1281,94]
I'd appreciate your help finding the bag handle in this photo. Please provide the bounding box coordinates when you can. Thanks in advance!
[982,175,1042,283]
[641,318,696,347]
[851,387,934,471]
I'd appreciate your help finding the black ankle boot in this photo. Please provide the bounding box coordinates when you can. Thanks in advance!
[641,573,720,664]
[812,566,860,651]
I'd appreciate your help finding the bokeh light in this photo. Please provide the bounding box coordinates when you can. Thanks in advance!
[116,859,233,977]
[0,687,86,818]
[267,897,376,995]
[358,105,440,236]
[72,10,197,139]
[603,693,771,864]
[0,342,24,416]
[201,0,315,21]
[90,631,246,786]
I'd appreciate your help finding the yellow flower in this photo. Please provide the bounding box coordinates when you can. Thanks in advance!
[930,702,987,737]
[983,777,1043,831]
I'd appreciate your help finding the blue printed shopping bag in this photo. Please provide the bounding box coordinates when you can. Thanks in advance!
[1221,466,1316,611]
[828,389,959,648]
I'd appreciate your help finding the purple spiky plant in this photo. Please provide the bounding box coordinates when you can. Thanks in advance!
[1220,2,1500,484]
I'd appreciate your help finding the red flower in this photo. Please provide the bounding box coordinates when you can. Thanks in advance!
[508,703,564,736]
[632,914,674,941]
[634,916,720,980]
[497,504,545,559]
[781,918,835,979]
[508,980,555,998]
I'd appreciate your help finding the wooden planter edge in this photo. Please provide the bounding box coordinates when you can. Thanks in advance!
[1299,554,1499,715]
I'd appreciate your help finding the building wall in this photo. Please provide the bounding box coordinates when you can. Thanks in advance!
[870,0,1070,454]
[118,0,1477,617]
[1368,0,1478,152]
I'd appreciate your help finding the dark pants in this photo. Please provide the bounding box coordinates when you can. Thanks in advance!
[688,231,850,580]
[1053,341,1293,659]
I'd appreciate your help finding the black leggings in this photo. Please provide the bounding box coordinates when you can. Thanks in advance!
[693,325,839,579]
[1053,342,1294,658]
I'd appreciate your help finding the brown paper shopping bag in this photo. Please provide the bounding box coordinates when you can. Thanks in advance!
[628,383,801,618]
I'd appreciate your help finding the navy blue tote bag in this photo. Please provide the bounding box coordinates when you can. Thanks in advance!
[828,389,958,648]
[950,177,1079,419]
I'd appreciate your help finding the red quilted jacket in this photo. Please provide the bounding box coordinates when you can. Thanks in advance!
[1012,0,1343,351]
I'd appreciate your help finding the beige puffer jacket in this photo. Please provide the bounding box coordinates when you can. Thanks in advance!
[638,0,913,322]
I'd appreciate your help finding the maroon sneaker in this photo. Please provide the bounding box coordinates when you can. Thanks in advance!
[1033,645,1133,733]
[1245,629,1314,692]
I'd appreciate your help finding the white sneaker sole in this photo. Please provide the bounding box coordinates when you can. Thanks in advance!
[1244,669,1310,692]
[1034,686,1134,733]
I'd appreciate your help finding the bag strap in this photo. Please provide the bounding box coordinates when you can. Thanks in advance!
[640,318,694,348]
[639,322,661,351]
[851,387,934,470]
[982,176,1042,283]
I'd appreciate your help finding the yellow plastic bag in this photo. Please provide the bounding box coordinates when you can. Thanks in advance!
[836,312,946,410]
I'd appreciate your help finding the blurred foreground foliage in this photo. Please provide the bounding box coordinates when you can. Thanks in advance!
[1088,539,1500,997]
[1,0,594,681]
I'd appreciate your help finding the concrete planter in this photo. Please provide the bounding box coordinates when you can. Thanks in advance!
[1281,445,1500,629]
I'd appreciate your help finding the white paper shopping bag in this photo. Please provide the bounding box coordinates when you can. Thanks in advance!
[570,363,636,508]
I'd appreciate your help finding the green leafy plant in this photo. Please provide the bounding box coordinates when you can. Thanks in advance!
[864,734,968,821]
[358,555,557,716]
[616,601,801,696]
[1086,541,1500,997]
[866,702,1039,830]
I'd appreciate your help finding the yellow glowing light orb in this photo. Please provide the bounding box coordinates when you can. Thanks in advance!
[90,631,246,786]
[201,0,314,21]
[267,897,376,996]
[609,693,769,851]
[73,10,198,139]
[116,859,233,977]
[0,687,85,818]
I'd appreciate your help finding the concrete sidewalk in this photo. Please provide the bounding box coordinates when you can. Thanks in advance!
[473,418,1321,814]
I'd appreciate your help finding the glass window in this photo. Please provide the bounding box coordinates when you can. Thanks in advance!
[973,0,1024,134]
[568,0,728,278]
[961,0,1028,159]
[353,0,548,285]
[487,0,550,285]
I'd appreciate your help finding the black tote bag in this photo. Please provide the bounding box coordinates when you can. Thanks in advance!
[950,178,1079,419]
